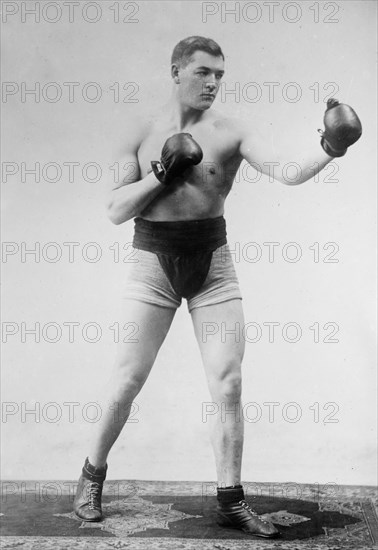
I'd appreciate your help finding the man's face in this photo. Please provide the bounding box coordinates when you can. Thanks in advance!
[175,50,225,110]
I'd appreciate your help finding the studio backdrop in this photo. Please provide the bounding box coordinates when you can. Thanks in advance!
[1,0,377,487]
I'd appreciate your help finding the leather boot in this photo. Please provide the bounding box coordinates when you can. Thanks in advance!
[216,485,280,538]
[73,457,107,521]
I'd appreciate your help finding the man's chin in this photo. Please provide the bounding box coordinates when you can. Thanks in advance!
[187,99,214,111]
[197,100,214,110]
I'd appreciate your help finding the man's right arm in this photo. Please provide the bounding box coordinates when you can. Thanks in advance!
[107,169,165,225]
[106,118,165,225]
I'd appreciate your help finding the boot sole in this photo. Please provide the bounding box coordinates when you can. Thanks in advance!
[216,519,280,538]
[74,512,103,522]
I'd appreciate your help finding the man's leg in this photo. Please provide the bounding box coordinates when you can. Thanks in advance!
[191,299,279,538]
[191,298,245,487]
[88,300,176,468]
[74,299,176,520]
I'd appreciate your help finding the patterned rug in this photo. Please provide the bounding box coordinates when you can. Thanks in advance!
[1,480,377,549]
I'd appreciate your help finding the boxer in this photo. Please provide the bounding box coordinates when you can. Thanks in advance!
[73,36,362,538]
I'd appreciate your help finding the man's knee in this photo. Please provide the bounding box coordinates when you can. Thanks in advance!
[112,357,153,394]
[221,373,242,403]
[208,360,242,402]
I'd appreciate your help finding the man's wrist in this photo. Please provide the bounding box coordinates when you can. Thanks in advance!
[151,160,169,185]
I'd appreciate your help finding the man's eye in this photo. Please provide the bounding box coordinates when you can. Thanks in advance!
[216,74,223,80]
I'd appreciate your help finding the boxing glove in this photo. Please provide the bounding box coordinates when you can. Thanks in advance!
[151,133,203,185]
[319,98,362,157]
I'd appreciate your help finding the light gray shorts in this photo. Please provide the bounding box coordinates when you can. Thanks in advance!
[122,244,242,312]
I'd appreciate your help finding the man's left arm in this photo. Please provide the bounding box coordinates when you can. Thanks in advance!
[239,98,362,185]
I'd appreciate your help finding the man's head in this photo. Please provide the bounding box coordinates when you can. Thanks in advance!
[171,36,225,110]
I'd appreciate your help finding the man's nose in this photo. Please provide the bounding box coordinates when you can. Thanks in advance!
[205,79,217,91]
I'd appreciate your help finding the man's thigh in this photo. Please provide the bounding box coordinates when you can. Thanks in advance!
[190,299,245,377]
[114,299,176,372]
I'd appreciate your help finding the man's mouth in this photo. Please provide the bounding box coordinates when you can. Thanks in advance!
[202,94,215,100]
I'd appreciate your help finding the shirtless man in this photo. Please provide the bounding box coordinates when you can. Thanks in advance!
[73,36,362,538]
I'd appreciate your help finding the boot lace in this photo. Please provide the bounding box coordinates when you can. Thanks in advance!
[88,482,101,510]
[238,500,269,524]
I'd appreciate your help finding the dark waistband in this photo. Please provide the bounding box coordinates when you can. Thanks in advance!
[132,216,227,255]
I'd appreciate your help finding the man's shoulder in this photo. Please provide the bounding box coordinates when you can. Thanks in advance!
[202,111,249,151]
[208,109,246,135]
[212,109,270,148]
[125,109,155,135]
[115,109,156,155]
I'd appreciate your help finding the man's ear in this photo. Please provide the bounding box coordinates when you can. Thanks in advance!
[171,63,180,83]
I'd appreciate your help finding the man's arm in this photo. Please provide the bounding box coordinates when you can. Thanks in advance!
[107,120,204,225]
[239,119,333,186]
[239,99,362,185]
[106,117,165,225]
[107,167,165,225]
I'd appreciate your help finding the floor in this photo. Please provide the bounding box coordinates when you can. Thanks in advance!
[1,480,377,549]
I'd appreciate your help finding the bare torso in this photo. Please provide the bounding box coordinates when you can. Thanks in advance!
[136,109,243,221]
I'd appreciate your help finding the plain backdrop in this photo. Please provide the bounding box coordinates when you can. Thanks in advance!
[1,0,377,487]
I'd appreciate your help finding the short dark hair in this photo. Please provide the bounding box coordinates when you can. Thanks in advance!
[171,36,224,68]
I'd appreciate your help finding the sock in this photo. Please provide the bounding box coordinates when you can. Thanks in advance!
[217,484,245,503]
[82,457,108,482]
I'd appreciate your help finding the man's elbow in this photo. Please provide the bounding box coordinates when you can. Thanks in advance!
[279,177,306,186]
[106,200,125,225]
[277,162,318,185]
[107,200,135,225]
[108,211,123,225]
[107,209,130,225]
[278,171,312,186]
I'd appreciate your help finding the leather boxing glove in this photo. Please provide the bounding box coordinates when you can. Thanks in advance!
[319,98,362,157]
[151,133,203,185]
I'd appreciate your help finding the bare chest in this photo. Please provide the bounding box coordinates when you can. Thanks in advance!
[137,120,242,190]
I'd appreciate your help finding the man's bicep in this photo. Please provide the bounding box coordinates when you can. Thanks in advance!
[239,125,279,178]
[109,115,149,191]
[110,151,141,191]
